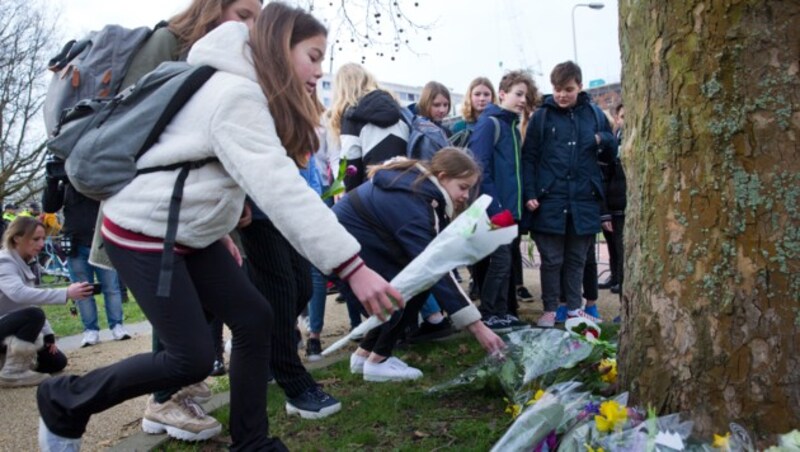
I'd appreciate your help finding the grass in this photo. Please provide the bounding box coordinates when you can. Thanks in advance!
[39,280,147,337]
[159,338,510,451]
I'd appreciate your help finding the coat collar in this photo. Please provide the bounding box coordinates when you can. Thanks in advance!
[417,163,454,218]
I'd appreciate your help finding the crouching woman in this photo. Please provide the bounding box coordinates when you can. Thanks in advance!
[0,217,93,386]
[335,148,506,382]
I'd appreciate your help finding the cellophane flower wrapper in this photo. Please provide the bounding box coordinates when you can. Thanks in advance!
[556,392,629,451]
[322,194,517,356]
[490,382,601,452]
[594,412,694,451]
[427,329,594,401]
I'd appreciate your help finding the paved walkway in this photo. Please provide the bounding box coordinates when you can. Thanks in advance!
[58,321,153,352]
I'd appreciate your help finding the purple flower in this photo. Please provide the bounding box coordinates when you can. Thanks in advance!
[577,401,601,421]
[345,165,358,177]
[533,430,558,452]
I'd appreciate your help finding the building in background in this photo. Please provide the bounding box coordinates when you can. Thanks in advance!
[316,74,464,117]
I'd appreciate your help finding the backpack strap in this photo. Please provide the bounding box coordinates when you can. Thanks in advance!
[348,189,408,268]
[489,116,501,147]
[143,157,219,297]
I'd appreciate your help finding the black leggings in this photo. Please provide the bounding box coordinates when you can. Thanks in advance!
[0,307,45,343]
[0,307,67,373]
[357,291,428,357]
[37,241,277,450]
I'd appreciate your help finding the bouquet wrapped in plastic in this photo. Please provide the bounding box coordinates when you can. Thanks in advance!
[427,329,595,402]
[322,194,518,356]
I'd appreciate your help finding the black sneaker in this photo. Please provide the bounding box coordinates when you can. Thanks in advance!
[482,315,512,333]
[610,284,621,294]
[210,359,226,376]
[285,386,342,419]
[503,314,530,331]
[599,276,618,289]
[516,286,534,302]
[306,338,322,362]
[408,318,454,344]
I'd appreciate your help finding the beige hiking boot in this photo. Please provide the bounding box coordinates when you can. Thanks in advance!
[0,336,49,387]
[141,394,221,441]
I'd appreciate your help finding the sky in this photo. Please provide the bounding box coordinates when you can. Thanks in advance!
[51,0,621,95]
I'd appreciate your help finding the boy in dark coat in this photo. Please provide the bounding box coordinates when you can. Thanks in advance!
[522,61,617,327]
[469,70,538,332]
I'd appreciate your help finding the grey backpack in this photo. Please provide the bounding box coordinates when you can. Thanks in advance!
[48,61,217,297]
[43,24,163,135]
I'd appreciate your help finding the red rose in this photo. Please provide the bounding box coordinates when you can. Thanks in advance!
[490,210,515,228]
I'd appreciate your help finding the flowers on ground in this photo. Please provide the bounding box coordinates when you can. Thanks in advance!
[598,358,618,384]
[504,397,522,419]
[712,431,731,450]
[595,400,628,432]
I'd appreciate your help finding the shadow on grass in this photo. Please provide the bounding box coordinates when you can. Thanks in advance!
[158,338,509,451]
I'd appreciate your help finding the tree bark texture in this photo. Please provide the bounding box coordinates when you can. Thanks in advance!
[618,0,799,436]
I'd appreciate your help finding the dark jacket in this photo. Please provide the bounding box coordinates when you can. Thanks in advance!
[469,103,524,219]
[42,178,99,248]
[341,90,409,190]
[333,167,481,329]
[521,92,617,235]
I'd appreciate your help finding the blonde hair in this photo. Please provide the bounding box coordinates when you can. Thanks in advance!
[460,77,496,123]
[2,217,44,251]
[417,81,451,120]
[367,147,479,185]
[328,63,381,143]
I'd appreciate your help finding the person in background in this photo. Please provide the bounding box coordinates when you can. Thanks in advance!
[450,77,496,135]
[43,162,131,348]
[336,149,505,382]
[413,81,453,138]
[469,70,538,332]
[599,104,627,299]
[522,61,617,328]
[0,217,93,387]
[330,62,410,191]
[36,4,401,450]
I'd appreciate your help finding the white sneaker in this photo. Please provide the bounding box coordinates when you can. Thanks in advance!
[349,353,367,374]
[80,330,100,347]
[111,324,131,341]
[363,357,423,382]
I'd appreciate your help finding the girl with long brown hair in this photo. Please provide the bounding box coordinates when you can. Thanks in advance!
[37,3,401,450]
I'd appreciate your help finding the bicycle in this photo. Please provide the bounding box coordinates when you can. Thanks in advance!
[39,235,71,285]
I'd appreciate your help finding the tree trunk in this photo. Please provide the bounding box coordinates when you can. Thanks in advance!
[618,0,800,438]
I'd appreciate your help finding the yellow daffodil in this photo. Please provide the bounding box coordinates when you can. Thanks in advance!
[599,358,618,384]
[503,397,522,419]
[594,400,628,432]
[585,444,605,452]
[532,389,546,402]
[712,432,731,450]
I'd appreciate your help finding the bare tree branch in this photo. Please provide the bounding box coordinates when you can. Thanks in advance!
[0,0,57,204]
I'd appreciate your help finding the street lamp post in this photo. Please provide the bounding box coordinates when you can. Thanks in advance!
[571,2,605,64]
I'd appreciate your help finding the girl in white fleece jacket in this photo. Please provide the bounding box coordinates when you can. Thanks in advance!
[37,4,401,451]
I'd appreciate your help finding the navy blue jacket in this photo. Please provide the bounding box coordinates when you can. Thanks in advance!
[333,167,481,329]
[469,103,524,219]
[521,92,616,235]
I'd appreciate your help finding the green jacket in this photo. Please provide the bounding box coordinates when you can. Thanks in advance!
[121,27,183,88]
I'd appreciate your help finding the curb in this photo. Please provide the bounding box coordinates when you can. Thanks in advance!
[108,351,351,451]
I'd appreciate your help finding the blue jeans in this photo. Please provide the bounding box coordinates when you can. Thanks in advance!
[306,266,327,334]
[67,245,124,331]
